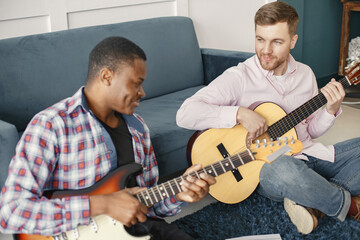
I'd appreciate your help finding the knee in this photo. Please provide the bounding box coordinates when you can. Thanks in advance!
[259,156,303,187]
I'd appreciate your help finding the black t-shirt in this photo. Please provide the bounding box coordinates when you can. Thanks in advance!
[100,113,137,187]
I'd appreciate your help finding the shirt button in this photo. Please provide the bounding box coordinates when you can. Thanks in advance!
[108,149,114,154]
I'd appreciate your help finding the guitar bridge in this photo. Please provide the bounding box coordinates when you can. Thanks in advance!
[217,143,243,182]
[231,168,243,182]
[53,232,68,240]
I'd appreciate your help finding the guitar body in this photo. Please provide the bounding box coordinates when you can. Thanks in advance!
[14,163,150,240]
[14,216,150,240]
[191,126,265,204]
[191,102,298,204]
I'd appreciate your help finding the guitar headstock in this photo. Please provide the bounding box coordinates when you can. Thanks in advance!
[346,58,360,86]
[250,136,302,163]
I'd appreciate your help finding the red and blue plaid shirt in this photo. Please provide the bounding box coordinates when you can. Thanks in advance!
[0,87,182,236]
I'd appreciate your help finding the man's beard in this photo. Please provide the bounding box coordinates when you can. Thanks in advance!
[257,53,286,71]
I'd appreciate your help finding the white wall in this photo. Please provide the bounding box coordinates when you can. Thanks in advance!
[189,0,275,52]
[0,0,275,52]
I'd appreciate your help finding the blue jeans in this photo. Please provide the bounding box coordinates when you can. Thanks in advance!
[257,137,360,221]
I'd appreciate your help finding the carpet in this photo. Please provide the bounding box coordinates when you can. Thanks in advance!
[174,192,359,240]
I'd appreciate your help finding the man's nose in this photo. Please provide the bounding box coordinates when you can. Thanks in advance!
[139,86,146,98]
[263,42,272,54]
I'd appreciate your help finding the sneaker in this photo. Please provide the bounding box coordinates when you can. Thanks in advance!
[351,195,360,220]
[284,198,324,234]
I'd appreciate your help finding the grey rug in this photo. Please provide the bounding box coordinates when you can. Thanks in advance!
[175,192,359,240]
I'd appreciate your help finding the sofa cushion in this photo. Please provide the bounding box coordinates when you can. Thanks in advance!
[0,17,203,131]
[0,120,19,188]
[201,48,254,85]
[135,86,204,176]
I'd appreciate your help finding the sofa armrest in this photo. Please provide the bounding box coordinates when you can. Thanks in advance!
[201,48,254,85]
[0,120,19,188]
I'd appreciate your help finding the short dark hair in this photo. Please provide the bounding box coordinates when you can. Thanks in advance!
[86,36,146,82]
[255,1,299,36]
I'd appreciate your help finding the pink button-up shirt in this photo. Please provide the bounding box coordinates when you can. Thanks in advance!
[177,54,340,162]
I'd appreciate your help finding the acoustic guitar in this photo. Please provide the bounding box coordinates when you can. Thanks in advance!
[14,139,301,240]
[189,61,360,204]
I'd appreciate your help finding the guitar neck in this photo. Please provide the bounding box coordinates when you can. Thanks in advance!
[267,76,350,139]
[136,149,254,207]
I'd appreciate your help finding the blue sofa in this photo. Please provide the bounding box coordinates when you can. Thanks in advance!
[0,16,253,188]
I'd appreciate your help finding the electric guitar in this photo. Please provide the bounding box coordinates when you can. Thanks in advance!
[189,60,360,204]
[14,139,301,240]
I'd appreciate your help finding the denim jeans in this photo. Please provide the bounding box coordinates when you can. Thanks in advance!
[257,137,360,221]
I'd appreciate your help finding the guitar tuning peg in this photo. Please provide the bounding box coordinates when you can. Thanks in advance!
[276,137,281,146]
[262,139,267,143]
[254,139,260,148]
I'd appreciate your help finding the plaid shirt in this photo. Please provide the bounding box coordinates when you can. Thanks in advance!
[0,87,182,236]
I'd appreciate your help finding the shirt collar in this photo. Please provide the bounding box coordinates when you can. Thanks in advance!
[69,86,145,133]
[68,86,89,114]
[123,114,145,133]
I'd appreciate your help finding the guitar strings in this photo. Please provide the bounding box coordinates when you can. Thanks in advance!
[269,77,347,139]
[142,148,254,204]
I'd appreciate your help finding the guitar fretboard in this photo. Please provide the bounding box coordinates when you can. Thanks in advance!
[136,149,254,207]
[267,76,350,140]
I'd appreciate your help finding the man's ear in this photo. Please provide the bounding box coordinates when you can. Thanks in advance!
[290,34,298,49]
[99,68,113,86]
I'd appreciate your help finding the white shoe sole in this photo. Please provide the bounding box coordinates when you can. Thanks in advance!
[284,198,314,234]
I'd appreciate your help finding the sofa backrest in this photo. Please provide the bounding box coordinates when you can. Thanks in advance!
[0,17,204,131]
